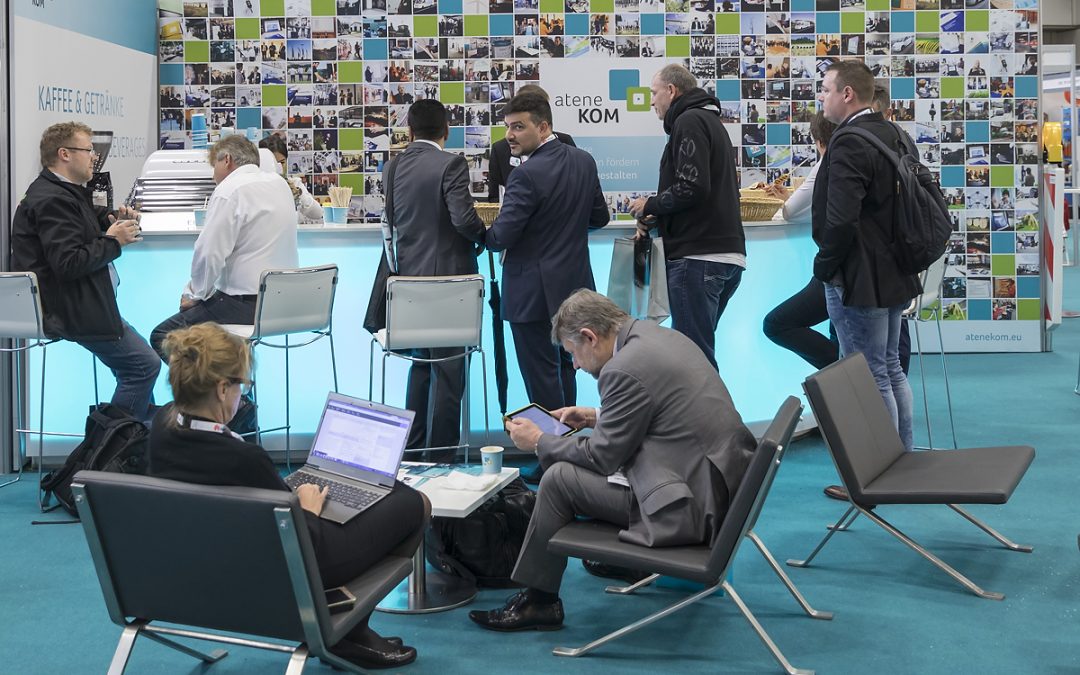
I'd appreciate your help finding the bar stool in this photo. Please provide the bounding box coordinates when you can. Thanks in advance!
[222,265,339,470]
[904,255,958,450]
[0,272,98,506]
[367,274,490,463]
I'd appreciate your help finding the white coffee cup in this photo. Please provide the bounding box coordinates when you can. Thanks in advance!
[480,446,504,475]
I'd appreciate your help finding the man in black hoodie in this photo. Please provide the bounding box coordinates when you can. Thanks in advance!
[629,64,746,370]
[11,122,159,421]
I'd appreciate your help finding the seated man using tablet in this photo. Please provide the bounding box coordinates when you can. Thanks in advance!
[469,289,756,632]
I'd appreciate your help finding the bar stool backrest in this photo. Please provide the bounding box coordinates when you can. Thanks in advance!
[0,272,48,340]
[384,274,485,351]
[252,265,339,339]
[910,254,947,317]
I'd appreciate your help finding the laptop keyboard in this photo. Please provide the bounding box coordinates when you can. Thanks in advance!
[285,471,383,511]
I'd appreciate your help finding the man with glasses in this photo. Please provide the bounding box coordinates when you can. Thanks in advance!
[11,122,159,421]
[150,135,298,360]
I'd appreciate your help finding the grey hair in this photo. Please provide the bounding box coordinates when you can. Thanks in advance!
[655,63,698,95]
[208,135,260,168]
[551,289,630,345]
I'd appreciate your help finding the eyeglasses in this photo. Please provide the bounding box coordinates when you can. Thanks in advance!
[228,378,254,395]
[63,146,98,155]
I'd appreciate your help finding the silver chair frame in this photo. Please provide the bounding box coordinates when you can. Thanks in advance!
[905,260,958,450]
[787,381,1032,601]
[551,399,821,674]
[242,266,340,472]
[0,272,98,510]
[72,484,369,675]
[367,276,490,464]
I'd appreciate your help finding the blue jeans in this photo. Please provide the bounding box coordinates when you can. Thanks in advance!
[76,320,160,422]
[824,284,913,451]
[666,258,743,370]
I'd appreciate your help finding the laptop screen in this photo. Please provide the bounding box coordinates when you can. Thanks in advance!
[308,394,413,484]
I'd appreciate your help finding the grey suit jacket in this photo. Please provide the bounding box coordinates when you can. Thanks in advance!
[384,141,485,276]
[537,319,756,547]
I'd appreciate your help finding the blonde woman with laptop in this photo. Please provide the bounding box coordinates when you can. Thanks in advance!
[147,322,427,670]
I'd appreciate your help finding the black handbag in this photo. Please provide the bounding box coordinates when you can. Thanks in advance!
[362,158,399,334]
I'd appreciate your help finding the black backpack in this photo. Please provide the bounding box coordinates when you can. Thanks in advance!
[831,122,951,275]
[424,478,536,588]
[40,404,149,517]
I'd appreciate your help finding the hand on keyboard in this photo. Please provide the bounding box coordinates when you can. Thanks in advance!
[296,483,328,516]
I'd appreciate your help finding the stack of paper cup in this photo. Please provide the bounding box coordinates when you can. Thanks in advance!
[190,113,209,149]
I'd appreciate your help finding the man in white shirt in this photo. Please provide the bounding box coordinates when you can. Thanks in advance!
[150,135,298,359]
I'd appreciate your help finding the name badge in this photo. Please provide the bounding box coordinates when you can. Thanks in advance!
[92,190,108,208]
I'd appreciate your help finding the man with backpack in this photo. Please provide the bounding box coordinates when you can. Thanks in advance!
[813,60,922,451]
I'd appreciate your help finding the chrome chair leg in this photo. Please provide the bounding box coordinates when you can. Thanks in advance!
[480,347,490,454]
[787,506,857,568]
[933,308,958,449]
[831,508,860,532]
[724,581,815,675]
[948,504,1033,552]
[143,631,228,663]
[462,348,471,464]
[552,580,723,658]
[37,345,48,510]
[285,645,309,675]
[329,331,339,394]
[746,531,832,620]
[107,622,143,675]
[858,505,1005,600]
[604,573,660,595]
[368,337,376,401]
[911,317,936,451]
[284,334,292,473]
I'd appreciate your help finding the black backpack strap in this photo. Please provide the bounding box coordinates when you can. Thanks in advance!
[833,124,903,170]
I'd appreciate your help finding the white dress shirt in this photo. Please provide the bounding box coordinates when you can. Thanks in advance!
[184,164,298,300]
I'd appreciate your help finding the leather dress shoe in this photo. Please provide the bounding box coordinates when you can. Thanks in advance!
[823,485,848,501]
[327,639,417,669]
[582,559,649,584]
[468,590,564,632]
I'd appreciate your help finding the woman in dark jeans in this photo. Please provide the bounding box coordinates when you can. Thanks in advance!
[148,322,427,669]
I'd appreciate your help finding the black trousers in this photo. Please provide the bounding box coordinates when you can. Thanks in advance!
[763,277,910,374]
[316,482,427,589]
[509,320,576,412]
[404,348,466,461]
[150,292,256,361]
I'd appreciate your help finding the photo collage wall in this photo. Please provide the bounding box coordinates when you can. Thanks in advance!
[158,0,1041,322]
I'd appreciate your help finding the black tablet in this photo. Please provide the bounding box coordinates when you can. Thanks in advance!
[505,403,576,437]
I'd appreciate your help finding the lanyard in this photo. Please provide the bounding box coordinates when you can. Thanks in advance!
[177,413,245,441]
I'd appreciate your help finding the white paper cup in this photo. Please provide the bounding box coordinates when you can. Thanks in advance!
[480,446,504,474]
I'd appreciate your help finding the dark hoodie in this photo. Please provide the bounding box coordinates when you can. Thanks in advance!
[642,88,745,260]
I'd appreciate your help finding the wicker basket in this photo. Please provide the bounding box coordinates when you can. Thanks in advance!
[739,190,784,222]
[474,202,501,227]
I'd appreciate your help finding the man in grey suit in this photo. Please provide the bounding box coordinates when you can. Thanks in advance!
[469,289,756,632]
[383,98,486,459]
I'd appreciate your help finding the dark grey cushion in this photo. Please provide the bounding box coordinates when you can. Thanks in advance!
[861,445,1035,505]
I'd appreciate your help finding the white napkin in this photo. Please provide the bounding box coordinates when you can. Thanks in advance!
[440,470,501,491]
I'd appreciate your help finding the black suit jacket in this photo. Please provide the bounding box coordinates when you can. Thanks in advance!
[10,171,123,341]
[484,138,608,323]
[486,131,575,202]
[384,141,485,276]
[811,111,921,308]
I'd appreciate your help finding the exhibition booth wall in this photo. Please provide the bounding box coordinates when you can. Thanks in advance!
[2,0,1056,461]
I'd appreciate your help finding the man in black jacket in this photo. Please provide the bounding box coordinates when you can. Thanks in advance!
[11,122,159,420]
[629,64,746,370]
[813,60,920,451]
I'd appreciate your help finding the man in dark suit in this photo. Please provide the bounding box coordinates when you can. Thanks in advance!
[383,99,486,459]
[486,85,575,203]
[814,60,920,452]
[469,289,755,631]
[484,93,609,421]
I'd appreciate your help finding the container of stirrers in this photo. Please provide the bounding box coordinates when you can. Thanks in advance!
[325,186,353,226]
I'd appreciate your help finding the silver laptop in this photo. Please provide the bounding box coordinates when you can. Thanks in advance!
[285,393,414,524]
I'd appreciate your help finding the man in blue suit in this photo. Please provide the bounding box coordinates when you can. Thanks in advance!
[485,93,609,420]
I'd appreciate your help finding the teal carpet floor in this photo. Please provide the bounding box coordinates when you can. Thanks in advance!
[2,267,1079,674]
